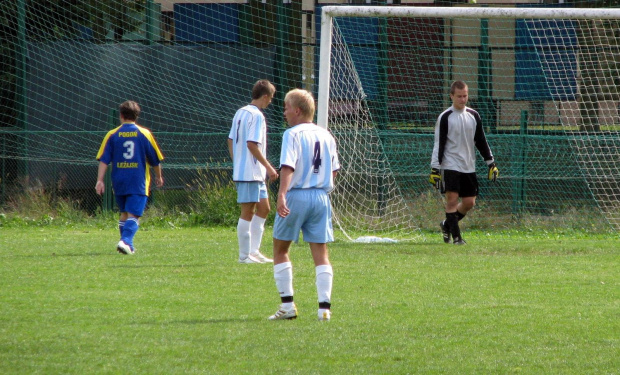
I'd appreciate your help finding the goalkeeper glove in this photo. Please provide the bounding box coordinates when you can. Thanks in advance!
[488,162,499,182]
[429,168,441,189]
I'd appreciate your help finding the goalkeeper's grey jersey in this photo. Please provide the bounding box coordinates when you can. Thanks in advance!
[430,106,494,173]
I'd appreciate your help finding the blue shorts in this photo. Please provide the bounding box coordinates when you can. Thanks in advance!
[273,188,334,244]
[236,181,268,203]
[115,194,148,217]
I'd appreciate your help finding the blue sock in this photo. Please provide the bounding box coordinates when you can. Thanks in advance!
[121,218,139,248]
[118,220,126,237]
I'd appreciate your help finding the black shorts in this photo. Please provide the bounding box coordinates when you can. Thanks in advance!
[442,169,479,197]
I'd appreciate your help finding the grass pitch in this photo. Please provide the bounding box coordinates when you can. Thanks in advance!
[0,226,618,374]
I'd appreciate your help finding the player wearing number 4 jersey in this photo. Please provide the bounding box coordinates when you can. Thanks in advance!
[268,89,340,322]
[96,100,164,255]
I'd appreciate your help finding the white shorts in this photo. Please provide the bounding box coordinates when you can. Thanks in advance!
[235,181,268,203]
[273,188,334,244]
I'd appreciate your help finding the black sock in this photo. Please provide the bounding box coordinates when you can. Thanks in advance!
[456,210,466,221]
[446,212,461,240]
[281,296,294,304]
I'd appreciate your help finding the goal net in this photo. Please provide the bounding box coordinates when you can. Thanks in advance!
[2,2,619,237]
[318,6,620,238]
[0,1,302,214]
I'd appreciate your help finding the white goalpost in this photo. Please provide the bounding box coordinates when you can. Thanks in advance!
[318,6,620,127]
[318,6,620,240]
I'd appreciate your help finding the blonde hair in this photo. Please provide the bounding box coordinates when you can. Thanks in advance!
[284,89,315,121]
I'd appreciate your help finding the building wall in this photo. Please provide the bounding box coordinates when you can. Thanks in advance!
[156,0,247,13]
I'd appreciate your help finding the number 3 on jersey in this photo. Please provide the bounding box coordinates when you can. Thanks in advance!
[123,140,135,159]
[312,141,322,173]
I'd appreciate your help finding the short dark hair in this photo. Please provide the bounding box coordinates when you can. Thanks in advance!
[251,79,276,100]
[119,100,140,121]
[450,80,468,95]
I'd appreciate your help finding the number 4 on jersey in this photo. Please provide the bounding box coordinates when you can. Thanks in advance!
[313,141,321,173]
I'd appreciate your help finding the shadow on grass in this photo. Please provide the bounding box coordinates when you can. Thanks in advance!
[4,252,117,258]
[109,263,207,269]
[134,318,258,325]
[52,252,116,257]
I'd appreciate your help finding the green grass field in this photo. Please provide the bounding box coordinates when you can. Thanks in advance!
[1,226,618,374]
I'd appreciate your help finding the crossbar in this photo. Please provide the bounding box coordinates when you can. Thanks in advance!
[317,6,620,128]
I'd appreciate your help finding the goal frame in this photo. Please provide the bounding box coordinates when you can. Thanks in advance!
[317,5,620,129]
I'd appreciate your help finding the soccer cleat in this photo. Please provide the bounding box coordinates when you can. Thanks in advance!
[117,240,134,255]
[238,254,262,264]
[251,251,273,263]
[318,308,331,321]
[453,237,467,245]
[268,304,298,320]
[440,221,451,243]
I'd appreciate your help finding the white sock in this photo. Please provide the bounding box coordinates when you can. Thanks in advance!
[237,218,251,259]
[250,215,266,254]
[282,302,295,310]
[274,262,293,298]
[315,264,333,304]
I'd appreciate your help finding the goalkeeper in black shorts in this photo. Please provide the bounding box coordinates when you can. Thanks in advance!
[428,80,499,244]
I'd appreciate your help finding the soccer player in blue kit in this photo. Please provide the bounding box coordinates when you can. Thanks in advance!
[268,89,340,322]
[96,100,164,254]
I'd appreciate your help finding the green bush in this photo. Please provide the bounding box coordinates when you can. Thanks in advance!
[0,178,91,227]
[0,171,614,236]
[148,168,248,228]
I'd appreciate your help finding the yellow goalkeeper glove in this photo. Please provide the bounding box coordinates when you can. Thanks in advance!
[488,162,499,182]
[429,168,441,189]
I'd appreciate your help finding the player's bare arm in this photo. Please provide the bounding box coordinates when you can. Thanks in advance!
[152,165,164,188]
[227,138,234,160]
[247,141,279,181]
[95,162,108,195]
[276,166,294,218]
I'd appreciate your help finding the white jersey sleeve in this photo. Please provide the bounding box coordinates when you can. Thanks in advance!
[280,123,339,192]
[229,105,268,182]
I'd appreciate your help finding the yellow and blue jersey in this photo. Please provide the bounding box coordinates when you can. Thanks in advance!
[96,122,164,196]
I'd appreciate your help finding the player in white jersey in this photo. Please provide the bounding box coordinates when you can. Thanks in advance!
[429,80,499,245]
[228,80,278,264]
[268,89,340,322]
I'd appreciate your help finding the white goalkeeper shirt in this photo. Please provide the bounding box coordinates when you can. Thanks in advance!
[229,104,267,182]
[280,123,340,192]
[431,105,494,173]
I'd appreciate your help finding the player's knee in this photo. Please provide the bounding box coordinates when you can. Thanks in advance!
[462,201,475,211]
[256,206,270,217]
